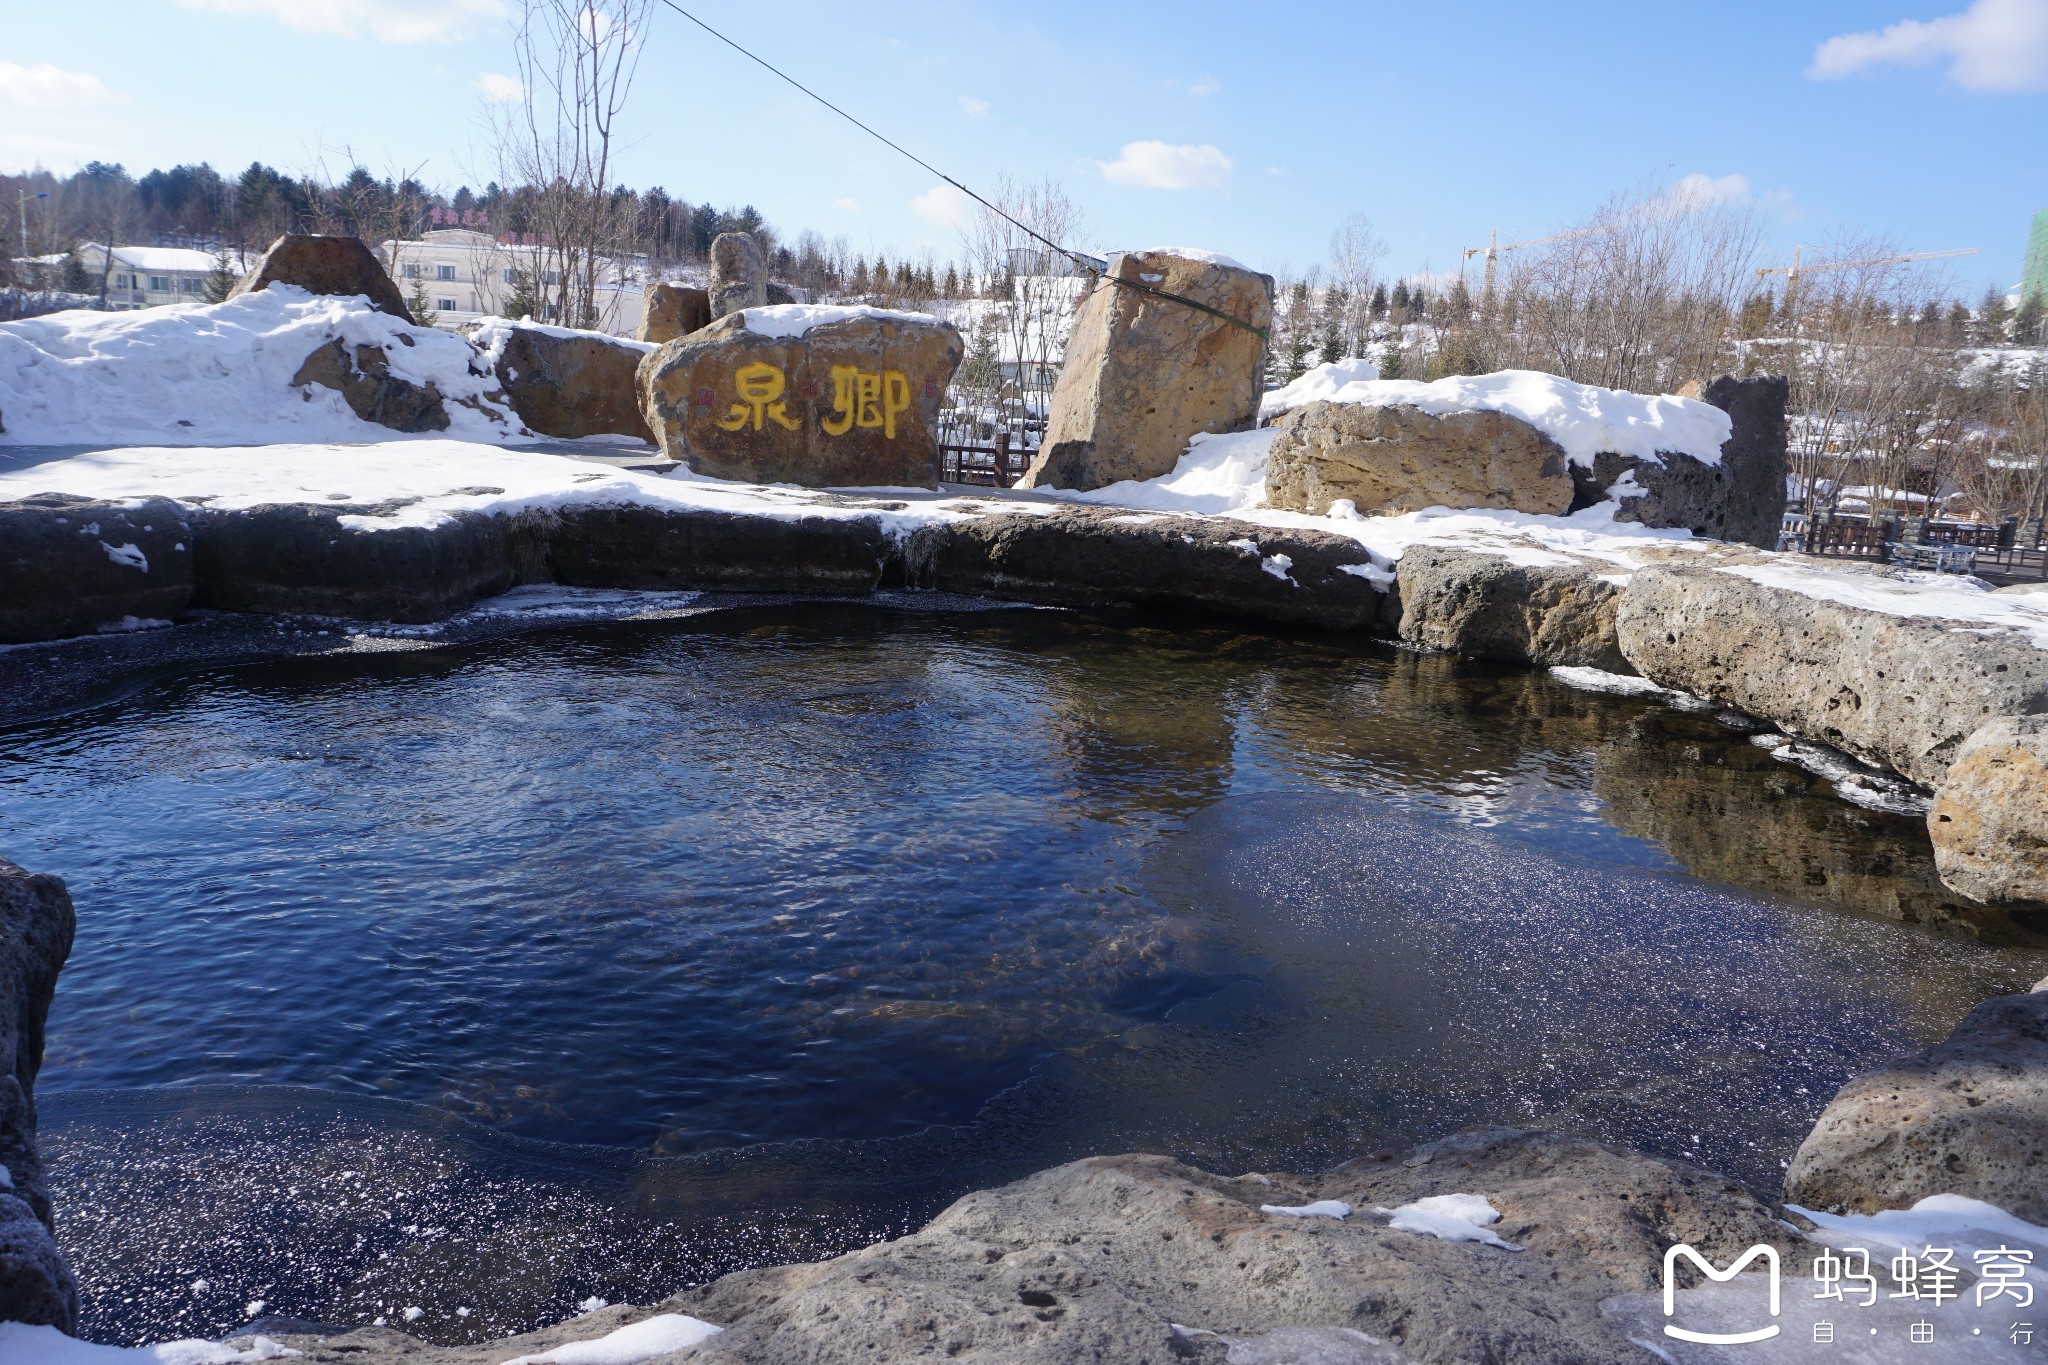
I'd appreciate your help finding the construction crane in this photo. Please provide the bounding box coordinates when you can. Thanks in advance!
[1461,225,1615,296]
[1755,244,1979,309]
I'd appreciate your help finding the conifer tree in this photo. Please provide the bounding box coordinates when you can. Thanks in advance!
[1981,285,2013,344]
[1369,283,1388,319]
[1390,280,1410,317]
[942,264,959,299]
[850,257,869,294]
[203,248,238,304]
[1379,331,1405,381]
[1319,319,1342,366]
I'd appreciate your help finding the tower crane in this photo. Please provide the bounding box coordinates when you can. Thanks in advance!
[1461,224,1615,296]
[1755,244,1979,310]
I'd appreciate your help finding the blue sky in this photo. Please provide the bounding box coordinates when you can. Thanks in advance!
[5,0,2043,295]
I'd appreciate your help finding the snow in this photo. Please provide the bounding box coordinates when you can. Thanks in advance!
[1548,666,1676,699]
[730,303,941,340]
[100,541,148,571]
[496,1313,723,1364]
[1062,427,1274,515]
[1375,1193,1524,1252]
[1126,247,1249,270]
[1793,1194,2048,1268]
[1253,357,1381,410]
[0,1324,298,1363]
[1717,560,2048,652]
[465,317,656,369]
[1750,733,1932,815]
[1260,1199,1352,1219]
[101,244,240,275]
[1259,366,1732,470]
[0,442,1030,542]
[0,287,524,446]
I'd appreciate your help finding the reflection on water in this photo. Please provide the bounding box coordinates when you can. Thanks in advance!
[6,602,2046,1345]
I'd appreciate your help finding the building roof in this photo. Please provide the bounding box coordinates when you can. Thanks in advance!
[84,243,237,274]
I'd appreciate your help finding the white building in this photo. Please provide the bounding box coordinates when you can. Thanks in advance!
[68,244,239,310]
[380,229,651,337]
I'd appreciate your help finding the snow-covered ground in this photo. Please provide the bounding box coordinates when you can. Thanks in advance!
[0,289,525,446]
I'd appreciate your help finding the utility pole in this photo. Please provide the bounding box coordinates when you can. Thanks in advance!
[18,189,48,259]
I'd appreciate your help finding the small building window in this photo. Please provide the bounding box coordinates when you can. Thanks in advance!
[115,274,132,288]
[436,297,457,312]
[147,275,171,292]
[502,268,516,284]
[403,263,424,279]
[436,264,457,281]
[180,278,203,292]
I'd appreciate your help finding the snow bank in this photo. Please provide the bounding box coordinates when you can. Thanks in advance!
[0,287,524,446]
[1375,1193,1523,1251]
[1794,1194,2048,1266]
[731,303,941,340]
[1259,366,1731,470]
[1259,1199,1352,1219]
[0,1323,297,1363]
[1063,427,1273,515]
[0,441,1034,539]
[498,1312,722,1364]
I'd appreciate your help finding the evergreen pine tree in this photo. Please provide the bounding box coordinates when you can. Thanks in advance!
[203,248,237,304]
[1390,280,1411,317]
[850,257,869,294]
[1981,286,2013,343]
[1319,320,1342,366]
[60,253,91,294]
[1369,283,1388,319]
[406,275,440,328]
[942,264,959,299]
[2017,295,2046,347]
[1378,330,1405,380]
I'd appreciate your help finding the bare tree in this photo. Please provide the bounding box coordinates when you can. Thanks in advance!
[955,177,1090,450]
[491,0,653,330]
[1326,212,1386,358]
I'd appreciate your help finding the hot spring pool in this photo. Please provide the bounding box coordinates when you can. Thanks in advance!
[6,597,2046,1344]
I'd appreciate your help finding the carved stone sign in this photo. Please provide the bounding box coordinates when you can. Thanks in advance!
[639,307,964,488]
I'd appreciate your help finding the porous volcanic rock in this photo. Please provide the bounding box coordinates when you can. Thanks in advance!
[1785,983,2048,1221]
[265,1129,1808,1364]
[1264,403,1575,518]
[0,495,193,644]
[226,233,414,323]
[1394,542,1626,669]
[1569,374,1787,548]
[1928,716,2048,907]
[0,858,79,1333]
[708,232,768,320]
[470,320,654,442]
[913,505,1382,631]
[638,308,963,487]
[641,282,712,344]
[1617,562,2048,787]
[1018,250,1273,492]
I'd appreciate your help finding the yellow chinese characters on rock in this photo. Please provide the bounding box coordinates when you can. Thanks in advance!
[822,366,913,439]
[716,362,801,432]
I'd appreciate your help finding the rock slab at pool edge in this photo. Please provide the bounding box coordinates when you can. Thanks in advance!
[638,309,964,487]
[1018,250,1273,493]
[0,495,194,644]
[1785,983,2048,1222]
[1395,541,1629,670]
[226,233,415,324]
[1928,716,2048,908]
[0,859,79,1333]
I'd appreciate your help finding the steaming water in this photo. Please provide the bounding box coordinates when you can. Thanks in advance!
[5,600,2044,1344]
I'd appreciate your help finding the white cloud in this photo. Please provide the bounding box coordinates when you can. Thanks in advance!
[173,0,507,44]
[1096,141,1232,191]
[958,95,991,118]
[1265,164,1288,177]
[0,62,122,110]
[475,71,523,102]
[1808,0,2048,91]
[1668,172,1751,207]
[1189,74,1221,96]
[910,184,975,229]
[834,197,860,213]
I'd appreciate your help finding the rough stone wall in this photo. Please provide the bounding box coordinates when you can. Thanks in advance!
[0,858,79,1332]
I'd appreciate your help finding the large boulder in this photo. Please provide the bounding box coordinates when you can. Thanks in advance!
[1395,542,1627,669]
[640,282,712,344]
[1928,717,2048,907]
[1785,984,2048,1221]
[0,858,79,1333]
[468,319,654,443]
[1617,562,2048,787]
[638,306,963,488]
[226,233,414,323]
[1018,250,1273,492]
[0,495,193,644]
[1569,375,1788,548]
[1266,403,1574,517]
[708,232,767,320]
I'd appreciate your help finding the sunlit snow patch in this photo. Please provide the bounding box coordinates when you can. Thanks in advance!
[496,1312,723,1365]
[1375,1193,1523,1251]
[1548,666,1679,700]
[1750,734,1931,815]
[1260,1199,1352,1219]
[0,1323,298,1363]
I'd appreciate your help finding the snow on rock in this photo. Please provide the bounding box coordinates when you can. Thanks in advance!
[729,303,941,340]
[1374,1193,1524,1251]
[1548,666,1680,699]
[0,1323,299,1363]
[1127,247,1250,270]
[1259,366,1731,470]
[1793,1194,2048,1267]
[0,287,523,446]
[465,316,656,369]
[1717,560,2048,652]
[1060,427,1273,515]
[0,441,1018,540]
[497,1312,723,1364]
[1259,1199,1352,1219]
